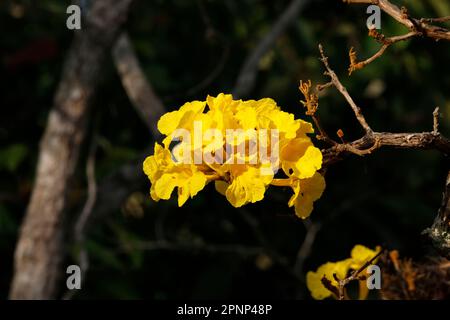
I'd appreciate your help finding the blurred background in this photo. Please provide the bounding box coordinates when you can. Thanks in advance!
[0,0,449,299]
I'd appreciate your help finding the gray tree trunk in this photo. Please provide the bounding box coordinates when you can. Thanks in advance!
[9,0,133,299]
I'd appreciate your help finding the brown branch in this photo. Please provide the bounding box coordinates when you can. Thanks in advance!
[316,46,450,166]
[319,44,373,134]
[343,0,450,73]
[332,249,383,300]
[323,131,450,166]
[421,17,450,24]
[433,107,440,134]
[349,31,417,74]
[112,33,166,139]
[343,0,450,41]
[9,0,133,300]
[317,32,450,259]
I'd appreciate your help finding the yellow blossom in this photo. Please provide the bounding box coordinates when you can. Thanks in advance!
[306,244,381,300]
[214,164,273,207]
[143,93,325,216]
[280,137,322,179]
[288,172,325,219]
[306,259,352,300]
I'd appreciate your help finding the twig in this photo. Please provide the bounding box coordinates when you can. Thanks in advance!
[331,249,383,300]
[433,107,440,134]
[316,44,449,165]
[319,44,373,134]
[343,0,450,41]
[343,0,450,74]
[349,31,417,74]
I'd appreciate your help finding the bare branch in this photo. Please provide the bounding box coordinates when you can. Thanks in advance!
[343,0,450,41]
[319,44,373,134]
[112,33,165,139]
[433,107,440,134]
[332,249,383,300]
[349,30,417,74]
[323,131,450,166]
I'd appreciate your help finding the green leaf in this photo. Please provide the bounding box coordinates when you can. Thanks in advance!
[0,144,28,172]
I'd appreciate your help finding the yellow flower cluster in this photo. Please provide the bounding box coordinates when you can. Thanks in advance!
[143,93,325,218]
[306,245,381,300]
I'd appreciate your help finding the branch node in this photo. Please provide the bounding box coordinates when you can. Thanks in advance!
[433,107,440,135]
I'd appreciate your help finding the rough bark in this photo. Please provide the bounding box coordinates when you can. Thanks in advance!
[9,0,132,299]
[425,171,450,257]
[322,132,450,166]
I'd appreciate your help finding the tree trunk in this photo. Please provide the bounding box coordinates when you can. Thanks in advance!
[9,0,133,299]
[425,171,450,258]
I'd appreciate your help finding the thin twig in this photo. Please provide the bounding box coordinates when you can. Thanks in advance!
[319,44,373,134]
[343,0,450,41]
[349,31,417,74]
[433,107,440,134]
[331,249,383,300]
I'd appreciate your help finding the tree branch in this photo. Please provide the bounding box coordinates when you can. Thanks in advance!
[343,0,450,41]
[323,131,450,166]
[112,32,166,139]
[319,44,373,134]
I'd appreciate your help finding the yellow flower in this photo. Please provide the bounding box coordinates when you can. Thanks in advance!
[214,164,273,207]
[306,244,381,300]
[143,143,208,206]
[143,94,325,217]
[158,100,207,147]
[306,259,352,300]
[350,244,381,270]
[288,173,325,219]
[152,166,207,207]
[280,137,322,179]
